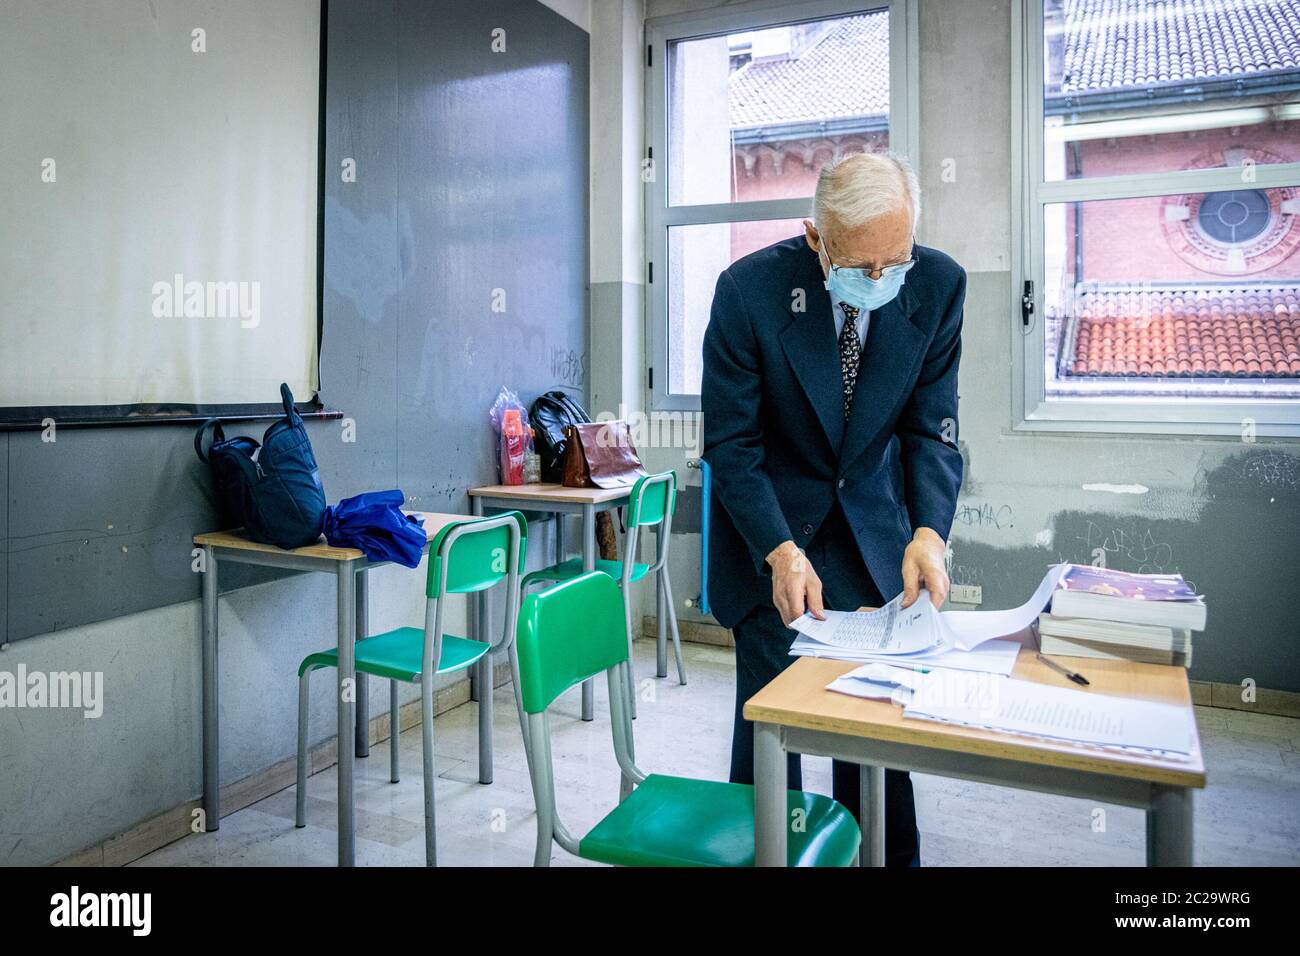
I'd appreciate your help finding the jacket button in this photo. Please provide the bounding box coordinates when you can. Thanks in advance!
[837,478,846,489]
[801,523,814,536]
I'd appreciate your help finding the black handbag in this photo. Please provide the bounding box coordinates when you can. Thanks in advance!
[194,384,327,549]
[529,390,592,483]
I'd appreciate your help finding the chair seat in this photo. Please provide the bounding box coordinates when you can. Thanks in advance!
[524,557,651,588]
[298,627,490,682]
[578,774,860,867]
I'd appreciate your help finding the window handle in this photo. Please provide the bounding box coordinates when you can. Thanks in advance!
[1021,280,1034,328]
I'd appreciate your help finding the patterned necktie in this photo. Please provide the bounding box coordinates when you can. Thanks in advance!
[839,303,862,419]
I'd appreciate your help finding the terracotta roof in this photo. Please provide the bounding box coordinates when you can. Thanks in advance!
[1065,286,1300,377]
[1059,0,1300,94]
[728,14,889,129]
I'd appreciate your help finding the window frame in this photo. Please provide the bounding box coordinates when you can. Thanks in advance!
[645,0,919,412]
[1011,0,1300,439]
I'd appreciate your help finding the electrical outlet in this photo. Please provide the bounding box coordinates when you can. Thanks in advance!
[949,585,982,606]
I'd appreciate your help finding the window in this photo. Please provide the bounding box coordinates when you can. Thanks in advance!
[1016,0,1300,436]
[647,0,917,409]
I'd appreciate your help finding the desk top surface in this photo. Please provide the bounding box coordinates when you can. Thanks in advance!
[193,512,466,563]
[744,650,1206,788]
[468,482,630,504]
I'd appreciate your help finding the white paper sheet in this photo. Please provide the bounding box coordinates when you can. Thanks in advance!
[791,636,1022,675]
[941,564,1068,650]
[790,590,945,655]
[792,566,1070,664]
[903,669,1195,758]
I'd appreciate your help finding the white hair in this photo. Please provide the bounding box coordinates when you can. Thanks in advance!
[812,152,921,233]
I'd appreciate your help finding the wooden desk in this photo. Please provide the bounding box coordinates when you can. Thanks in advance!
[194,511,468,867]
[469,483,639,721]
[744,651,1206,867]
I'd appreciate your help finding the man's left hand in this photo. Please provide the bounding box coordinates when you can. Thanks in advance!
[901,527,949,609]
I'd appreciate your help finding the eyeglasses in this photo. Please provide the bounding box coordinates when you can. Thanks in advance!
[825,245,916,281]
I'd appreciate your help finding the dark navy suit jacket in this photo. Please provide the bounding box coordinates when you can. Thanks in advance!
[701,236,965,629]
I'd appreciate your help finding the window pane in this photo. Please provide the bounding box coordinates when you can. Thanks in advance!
[667,218,807,395]
[1043,0,1300,181]
[667,9,890,206]
[1043,187,1300,398]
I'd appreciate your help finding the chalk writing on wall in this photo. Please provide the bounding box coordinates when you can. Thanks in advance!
[1239,451,1300,490]
[549,347,586,388]
[1071,520,1176,575]
[953,502,1014,530]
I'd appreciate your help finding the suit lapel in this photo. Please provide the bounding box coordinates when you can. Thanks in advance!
[778,247,845,454]
[838,282,926,469]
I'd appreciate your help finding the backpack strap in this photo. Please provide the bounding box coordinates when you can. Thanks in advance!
[194,419,226,465]
[280,383,301,424]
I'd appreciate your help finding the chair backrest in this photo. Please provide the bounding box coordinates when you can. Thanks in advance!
[515,571,628,714]
[425,512,527,598]
[626,471,676,529]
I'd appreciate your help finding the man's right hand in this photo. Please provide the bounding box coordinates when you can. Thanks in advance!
[765,540,826,628]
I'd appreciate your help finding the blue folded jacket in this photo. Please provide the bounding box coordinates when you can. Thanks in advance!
[322,489,427,568]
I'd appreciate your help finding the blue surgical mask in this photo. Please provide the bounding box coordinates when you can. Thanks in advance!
[822,250,915,313]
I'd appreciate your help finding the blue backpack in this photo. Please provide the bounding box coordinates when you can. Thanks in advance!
[195,384,327,549]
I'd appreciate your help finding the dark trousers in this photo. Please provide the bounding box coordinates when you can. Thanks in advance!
[728,507,920,867]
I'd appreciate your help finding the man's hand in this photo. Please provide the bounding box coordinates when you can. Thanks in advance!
[766,540,826,628]
[901,527,949,609]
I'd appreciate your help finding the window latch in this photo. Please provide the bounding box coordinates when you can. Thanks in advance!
[1020,280,1034,328]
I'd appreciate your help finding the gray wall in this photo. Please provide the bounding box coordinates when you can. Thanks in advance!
[0,0,589,866]
[637,0,1300,694]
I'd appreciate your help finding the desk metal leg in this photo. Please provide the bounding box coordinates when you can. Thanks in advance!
[355,572,369,759]
[859,764,885,867]
[754,721,787,866]
[579,503,596,722]
[201,547,220,832]
[337,561,358,867]
[1147,785,1193,866]
[469,497,483,703]
[655,527,668,679]
[470,496,492,781]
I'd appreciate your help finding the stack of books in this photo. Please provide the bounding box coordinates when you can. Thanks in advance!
[1038,565,1205,667]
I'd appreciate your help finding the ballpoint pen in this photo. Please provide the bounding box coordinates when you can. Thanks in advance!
[1036,652,1090,686]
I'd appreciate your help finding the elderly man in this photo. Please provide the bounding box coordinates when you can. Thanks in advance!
[701,153,964,867]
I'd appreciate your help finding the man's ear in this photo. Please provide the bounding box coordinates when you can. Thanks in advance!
[803,219,820,252]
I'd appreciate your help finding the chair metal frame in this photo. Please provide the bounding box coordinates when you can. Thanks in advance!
[295,512,527,866]
[522,471,686,723]
[619,471,686,717]
[525,641,645,866]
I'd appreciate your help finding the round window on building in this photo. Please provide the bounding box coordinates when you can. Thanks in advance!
[1196,189,1271,245]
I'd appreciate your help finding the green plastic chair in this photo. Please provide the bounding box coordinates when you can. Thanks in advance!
[295,511,527,866]
[521,471,685,720]
[515,570,861,867]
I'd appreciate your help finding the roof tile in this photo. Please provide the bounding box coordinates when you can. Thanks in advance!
[1059,0,1300,93]
[728,14,889,128]
[1066,285,1300,378]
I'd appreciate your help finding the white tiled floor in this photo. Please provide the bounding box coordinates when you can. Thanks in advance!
[133,640,1300,867]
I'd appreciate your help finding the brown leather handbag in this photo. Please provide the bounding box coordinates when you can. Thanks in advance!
[561,421,646,489]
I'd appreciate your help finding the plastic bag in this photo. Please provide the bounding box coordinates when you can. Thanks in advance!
[489,387,535,485]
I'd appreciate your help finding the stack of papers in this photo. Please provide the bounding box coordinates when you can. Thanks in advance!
[789,579,1052,676]
[826,667,1196,761]
[903,669,1196,761]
